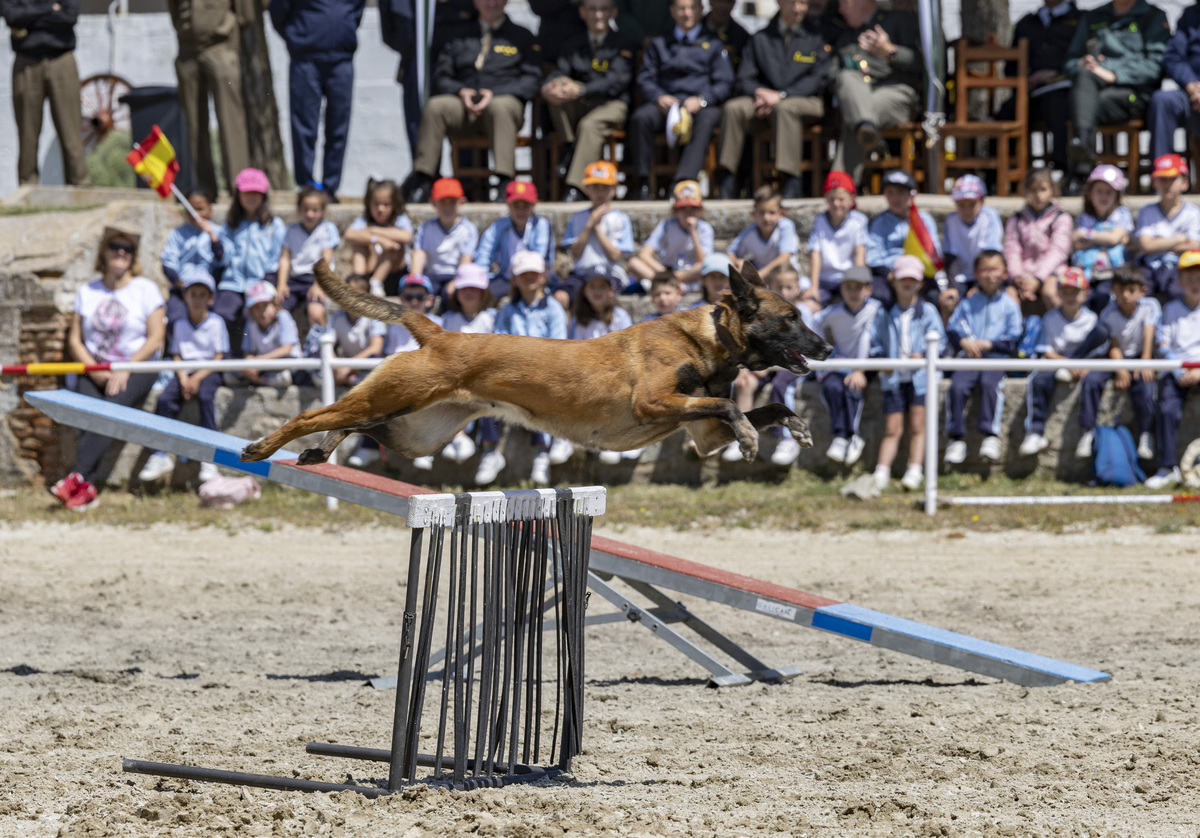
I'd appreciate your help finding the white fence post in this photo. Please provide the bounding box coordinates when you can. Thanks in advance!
[924,330,939,516]
[320,331,338,511]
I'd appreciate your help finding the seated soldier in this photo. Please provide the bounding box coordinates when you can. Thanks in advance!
[541,0,636,202]
[400,0,542,203]
[704,0,750,64]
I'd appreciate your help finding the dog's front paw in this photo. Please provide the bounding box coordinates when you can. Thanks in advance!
[739,437,758,462]
[240,438,269,462]
[297,447,329,466]
[786,417,814,449]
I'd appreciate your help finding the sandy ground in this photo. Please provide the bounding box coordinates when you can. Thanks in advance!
[1,521,1199,837]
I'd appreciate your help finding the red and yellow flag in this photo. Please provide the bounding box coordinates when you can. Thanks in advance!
[903,203,944,279]
[125,126,179,198]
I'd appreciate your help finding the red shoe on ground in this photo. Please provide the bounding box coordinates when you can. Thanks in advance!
[64,481,98,511]
[50,471,84,503]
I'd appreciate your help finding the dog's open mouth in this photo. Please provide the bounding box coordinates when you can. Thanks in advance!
[783,348,810,374]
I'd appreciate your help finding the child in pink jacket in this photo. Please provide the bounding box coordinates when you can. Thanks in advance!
[1003,168,1074,312]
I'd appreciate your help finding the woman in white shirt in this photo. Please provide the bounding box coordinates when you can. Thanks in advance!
[53,225,166,510]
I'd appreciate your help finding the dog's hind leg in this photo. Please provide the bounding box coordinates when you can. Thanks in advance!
[240,389,413,462]
[296,429,350,466]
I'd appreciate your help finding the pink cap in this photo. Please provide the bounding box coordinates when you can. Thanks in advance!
[893,254,925,281]
[245,280,276,307]
[1086,164,1128,192]
[454,263,490,291]
[234,167,270,194]
[510,251,545,276]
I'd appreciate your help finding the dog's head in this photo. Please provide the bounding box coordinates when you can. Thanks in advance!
[722,262,832,375]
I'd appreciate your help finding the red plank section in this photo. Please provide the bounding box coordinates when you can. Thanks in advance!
[276,460,440,498]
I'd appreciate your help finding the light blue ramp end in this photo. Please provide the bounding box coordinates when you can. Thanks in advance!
[815,603,1111,687]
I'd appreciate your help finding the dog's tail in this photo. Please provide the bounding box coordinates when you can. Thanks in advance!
[314,259,444,345]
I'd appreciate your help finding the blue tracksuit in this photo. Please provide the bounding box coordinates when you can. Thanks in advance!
[872,298,947,400]
[944,290,1022,439]
[269,0,365,195]
[161,222,225,323]
[473,214,557,300]
[1148,5,1200,158]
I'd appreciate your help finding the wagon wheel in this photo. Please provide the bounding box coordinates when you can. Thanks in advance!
[80,73,132,153]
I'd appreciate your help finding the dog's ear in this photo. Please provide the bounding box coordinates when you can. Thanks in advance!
[727,262,762,317]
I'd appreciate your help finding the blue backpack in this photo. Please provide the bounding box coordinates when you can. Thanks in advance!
[1093,425,1145,487]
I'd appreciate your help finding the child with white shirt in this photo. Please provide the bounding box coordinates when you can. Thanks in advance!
[569,264,635,464]
[1017,268,1108,457]
[808,170,868,309]
[277,185,339,333]
[815,265,881,466]
[233,281,300,388]
[1136,154,1200,301]
[1146,251,1200,488]
[628,180,714,290]
[383,273,445,471]
[558,161,636,309]
[438,263,499,466]
[942,175,1003,302]
[325,274,387,388]
[343,178,413,297]
[727,187,801,281]
[409,178,479,298]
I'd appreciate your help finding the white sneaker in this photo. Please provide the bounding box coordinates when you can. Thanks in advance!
[944,439,968,465]
[198,462,219,483]
[547,437,574,465]
[721,441,743,462]
[441,433,476,463]
[598,450,623,465]
[474,449,506,485]
[622,447,644,460]
[1145,467,1181,490]
[348,447,381,468]
[1075,430,1094,459]
[1137,432,1154,461]
[873,466,890,490]
[1055,368,1073,383]
[900,465,924,491]
[138,452,174,482]
[771,437,801,466]
[412,455,434,471]
[979,435,1002,461]
[265,370,293,388]
[531,451,551,485]
[1018,434,1048,456]
[826,437,849,463]
[844,435,866,466]
[369,278,385,298]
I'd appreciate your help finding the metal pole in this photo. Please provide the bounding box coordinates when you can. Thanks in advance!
[319,331,338,510]
[924,330,939,516]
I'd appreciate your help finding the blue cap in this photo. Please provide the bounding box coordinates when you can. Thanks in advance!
[582,263,622,291]
[402,273,434,295]
[700,253,732,277]
[179,264,215,294]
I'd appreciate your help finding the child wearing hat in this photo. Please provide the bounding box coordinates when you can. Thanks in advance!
[139,266,230,485]
[1146,250,1200,489]
[1075,264,1160,461]
[807,170,868,310]
[560,161,636,308]
[436,263,500,466]
[629,180,714,291]
[866,169,943,307]
[474,180,556,302]
[1072,164,1132,313]
[382,273,445,470]
[1017,267,1108,457]
[942,174,1003,302]
[161,187,223,326]
[870,254,946,491]
[1136,154,1200,301]
[219,168,286,354]
[232,279,299,388]
[410,178,479,299]
[814,265,881,467]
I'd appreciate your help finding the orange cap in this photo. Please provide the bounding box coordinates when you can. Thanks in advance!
[582,160,618,185]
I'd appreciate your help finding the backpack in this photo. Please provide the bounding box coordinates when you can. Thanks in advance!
[1093,425,1145,487]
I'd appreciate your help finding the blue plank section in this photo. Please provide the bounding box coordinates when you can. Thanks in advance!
[811,610,874,641]
[817,603,1110,683]
[214,448,274,476]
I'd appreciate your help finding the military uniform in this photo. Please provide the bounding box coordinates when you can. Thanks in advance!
[631,25,735,184]
[1001,0,1082,171]
[412,16,543,182]
[704,13,751,65]
[2,0,90,186]
[545,28,636,192]
[1150,4,1200,159]
[718,13,831,185]
[167,0,253,196]
[1063,0,1169,164]
[829,8,921,183]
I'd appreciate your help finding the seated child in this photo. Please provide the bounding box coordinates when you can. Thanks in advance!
[569,265,634,463]
[641,271,683,322]
[409,178,479,299]
[807,170,868,310]
[692,253,733,309]
[161,188,224,324]
[233,280,300,387]
[766,266,819,467]
[325,273,387,388]
[559,161,636,308]
[1146,249,1200,489]
[439,263,499,465]
[1071,165,1131,313]
[727,186,802,281]
[870,255,946,491]
[1076,265,1159,460]
[342,178,413,297]
[277,185,339,335]
[138,267,229,485]
[479,251,573,486]
[866,169,942,306]
[1004,168,1073,311]
[475,180,556,302]
[628,180,714,291]
[1136,154,1200,301]
[384,273,445,470]
[943,250,1023,466]
[942,175,1003,304]
[815,265,881,467]
[1017,268,1108,457]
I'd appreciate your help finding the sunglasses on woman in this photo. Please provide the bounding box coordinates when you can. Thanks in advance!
[107,241,135,255]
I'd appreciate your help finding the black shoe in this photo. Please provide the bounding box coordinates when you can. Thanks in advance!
[780,175,802,200]
[402,171,432,203]
[1062,177,1084,198]
[855,121,882,153]
[556,149,574,180]
[629,179,652,201]
[716,169,737,200]
[562,186,585,203]
[492,177,512,203]
[1067,138,1096,176]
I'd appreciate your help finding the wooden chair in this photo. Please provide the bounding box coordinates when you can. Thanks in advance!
[648,131,720,199]
[862,122,927,193]
[750,122,828,196]
[545,126,631,201]
[448,102,541,201]
[934,37,1029,197]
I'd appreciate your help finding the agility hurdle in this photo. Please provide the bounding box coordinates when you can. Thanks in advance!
[28,389,1111,689]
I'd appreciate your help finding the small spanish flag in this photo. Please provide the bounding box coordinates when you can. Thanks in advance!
[902,202,944,279]
[125,126,179,198]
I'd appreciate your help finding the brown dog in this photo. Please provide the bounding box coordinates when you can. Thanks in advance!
[239,260,832,466]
